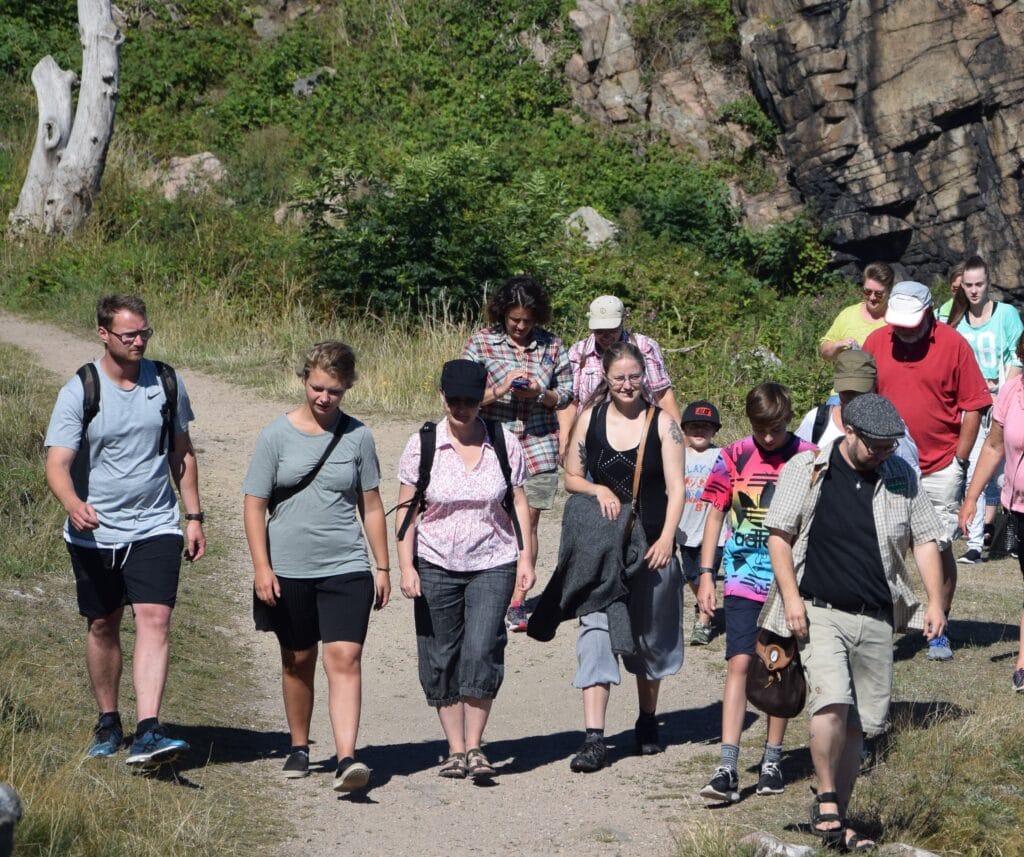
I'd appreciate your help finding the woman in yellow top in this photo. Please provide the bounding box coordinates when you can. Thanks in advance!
[819,262,894,360]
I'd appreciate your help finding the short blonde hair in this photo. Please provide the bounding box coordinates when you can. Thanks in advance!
[299,341,357,385]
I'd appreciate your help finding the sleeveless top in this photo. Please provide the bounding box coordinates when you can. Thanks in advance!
[585,402,666,544]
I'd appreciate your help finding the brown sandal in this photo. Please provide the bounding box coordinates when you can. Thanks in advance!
[438,752,467,779]
[466,747,496,779]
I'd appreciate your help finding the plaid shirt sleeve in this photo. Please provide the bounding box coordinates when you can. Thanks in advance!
[631,332,672,394]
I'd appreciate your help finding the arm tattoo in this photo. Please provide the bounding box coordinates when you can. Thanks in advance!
[668,420,684,445]
[577,441,587,471]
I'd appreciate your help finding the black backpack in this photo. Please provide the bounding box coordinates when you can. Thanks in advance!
[810,404,830,445]
[77,360,178,455]
[397,419,524,550]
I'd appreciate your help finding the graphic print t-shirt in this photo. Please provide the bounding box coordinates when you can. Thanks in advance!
[700,433,815,603]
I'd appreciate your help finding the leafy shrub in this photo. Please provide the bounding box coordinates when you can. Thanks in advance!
[719,95,778,152]
[632,0,738,67]
[305,144,567,311]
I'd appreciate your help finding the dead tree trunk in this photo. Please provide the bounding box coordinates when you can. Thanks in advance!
[8,0,122,236]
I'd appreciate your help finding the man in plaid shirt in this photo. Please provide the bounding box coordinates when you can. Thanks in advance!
[761,394,945,851]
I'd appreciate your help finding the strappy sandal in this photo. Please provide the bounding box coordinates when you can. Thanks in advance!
[842,826,877,852]
[466,747,496,779]
[438,752,467,779]
[810,791,844,848]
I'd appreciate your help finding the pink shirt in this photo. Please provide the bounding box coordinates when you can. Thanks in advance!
[994,376,1024,513]
[399,418,526,572]
[568,330,672,410]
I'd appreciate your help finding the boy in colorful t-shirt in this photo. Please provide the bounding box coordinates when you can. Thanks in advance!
[696,383,815,803]
[676,400,728,646]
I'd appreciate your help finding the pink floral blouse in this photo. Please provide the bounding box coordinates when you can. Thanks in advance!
[399,418,526,572]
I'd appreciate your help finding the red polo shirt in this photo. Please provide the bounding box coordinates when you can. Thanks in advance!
[863,321,990,475]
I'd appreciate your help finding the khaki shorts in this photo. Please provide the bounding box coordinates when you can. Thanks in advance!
[525,470,559,511]
[800,600,894,737]
[919,456,966,552]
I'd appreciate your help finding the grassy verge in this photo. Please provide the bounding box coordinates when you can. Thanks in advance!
[669,555,1024,856]
[0,342,277,857]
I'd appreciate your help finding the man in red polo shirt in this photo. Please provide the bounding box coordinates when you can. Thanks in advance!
[863,280,990,662]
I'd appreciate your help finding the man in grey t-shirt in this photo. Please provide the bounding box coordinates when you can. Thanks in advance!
[44,294,206,767]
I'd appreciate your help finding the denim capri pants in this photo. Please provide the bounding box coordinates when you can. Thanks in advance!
[414,559,517,707]
[573,556,684,687]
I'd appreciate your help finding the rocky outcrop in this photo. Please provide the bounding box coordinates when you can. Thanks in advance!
[737,0,1024,292]
[141,152,226,201]
[561,0,802,226]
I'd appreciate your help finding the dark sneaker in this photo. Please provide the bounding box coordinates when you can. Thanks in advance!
[927,634,953,661]
[505,602,529,633]
[700,766,739,802]
[755,759,784,795]
[282,748,310,778]
[634,714,663,755]
[126,726,188,768]
[86,715,123,758]
[333,757,371,792]
[1014,668,1024,692]
[957,549,983,565]
[690,622,712,646]
[569,736,607,773]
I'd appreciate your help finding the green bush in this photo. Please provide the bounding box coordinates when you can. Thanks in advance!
[632,0,738,67]
[719,95,778,151]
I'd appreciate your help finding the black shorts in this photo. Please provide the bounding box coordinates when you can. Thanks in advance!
[253,572,374,651]
[67,534,184,619]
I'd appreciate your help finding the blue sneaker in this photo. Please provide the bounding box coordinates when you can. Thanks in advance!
[927,634,953,661]
[126,725,189,768]
[86,714,123,758]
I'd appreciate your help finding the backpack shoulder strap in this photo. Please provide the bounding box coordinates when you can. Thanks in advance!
[485,419,524,551]
[811,403,830,444]
[151,360,178,455]
[397,421,436,541]
[76,363,101,444]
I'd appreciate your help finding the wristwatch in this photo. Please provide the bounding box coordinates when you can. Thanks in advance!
[184,512,205,523]
[698,566,716,576]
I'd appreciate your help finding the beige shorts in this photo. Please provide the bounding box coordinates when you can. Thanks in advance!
[800,599,894,737]
[524,470,559,511]
[919,456,966,552]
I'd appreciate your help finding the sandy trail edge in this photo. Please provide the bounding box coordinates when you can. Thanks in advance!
[0,312,727,857]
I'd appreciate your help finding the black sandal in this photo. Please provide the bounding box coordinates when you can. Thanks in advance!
[810,791,844,848]
[438,752,467,779]
[842,827,877,852]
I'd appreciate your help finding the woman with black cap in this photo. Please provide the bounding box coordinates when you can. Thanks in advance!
[396,359,535,780]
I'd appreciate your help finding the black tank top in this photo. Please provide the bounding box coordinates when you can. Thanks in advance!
[585,402,667,544]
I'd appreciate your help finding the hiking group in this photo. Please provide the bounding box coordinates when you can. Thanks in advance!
[43,262,1024,848]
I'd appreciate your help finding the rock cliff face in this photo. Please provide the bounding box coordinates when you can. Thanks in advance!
[737,0,1024,292]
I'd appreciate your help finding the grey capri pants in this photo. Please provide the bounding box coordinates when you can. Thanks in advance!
[573,556,684,687]
[414,559,517,707]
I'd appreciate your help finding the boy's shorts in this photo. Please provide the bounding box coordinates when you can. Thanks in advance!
[678,544,723,585]
[723,594,763,660]
[68,534,183,618]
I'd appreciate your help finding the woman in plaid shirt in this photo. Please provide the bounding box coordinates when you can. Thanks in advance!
[463,276,574,631]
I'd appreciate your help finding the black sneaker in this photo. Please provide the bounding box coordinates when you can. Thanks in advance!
[282,748,310,778]
[755,759,785,795]
[957,549,983,565]
[699,765,739,802]
[634,714,663,755]
[569,736,607,773]
[333,757,371,792]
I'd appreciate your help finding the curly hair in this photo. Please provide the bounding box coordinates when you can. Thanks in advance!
[486,275,552,328]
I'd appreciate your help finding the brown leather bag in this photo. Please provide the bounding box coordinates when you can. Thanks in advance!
[745,628,807,719]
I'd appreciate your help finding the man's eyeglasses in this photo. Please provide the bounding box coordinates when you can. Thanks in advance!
[106,327,154,345]
[857,433,898,456]
[607,373,643,388]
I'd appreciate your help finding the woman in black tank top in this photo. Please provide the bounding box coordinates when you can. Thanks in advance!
[561,340,686,772]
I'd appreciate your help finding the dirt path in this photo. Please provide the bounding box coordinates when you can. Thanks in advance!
[1,312,731,857]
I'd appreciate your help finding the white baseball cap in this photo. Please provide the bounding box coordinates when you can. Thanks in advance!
[588,295,624,330]
[885,281,933,328]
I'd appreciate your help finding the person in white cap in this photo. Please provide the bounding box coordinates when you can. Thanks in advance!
[862,281,990,662]
[561,296,681,457]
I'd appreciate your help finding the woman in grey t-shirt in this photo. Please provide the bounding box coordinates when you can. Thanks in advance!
[242,342,391,793]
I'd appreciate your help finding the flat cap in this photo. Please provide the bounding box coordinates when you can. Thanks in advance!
[843,393,905,440]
